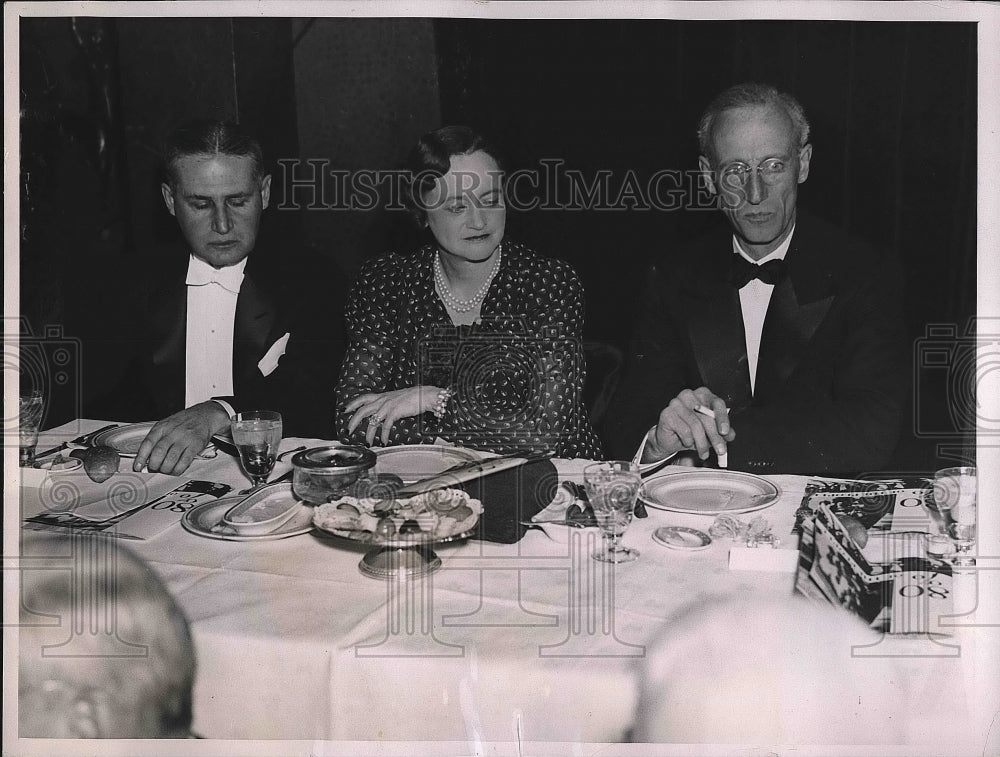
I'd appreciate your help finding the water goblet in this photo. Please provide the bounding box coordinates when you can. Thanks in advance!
[19,390,44,467]
[583,460,642,563]
[932,466,977,565]
[231,411,283,491]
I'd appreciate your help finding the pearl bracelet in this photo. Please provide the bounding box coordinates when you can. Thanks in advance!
[432,387,454,420]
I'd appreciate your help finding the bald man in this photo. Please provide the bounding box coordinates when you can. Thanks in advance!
[18,535,195,738]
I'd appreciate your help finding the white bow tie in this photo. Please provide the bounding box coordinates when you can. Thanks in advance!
[185,258,245,294]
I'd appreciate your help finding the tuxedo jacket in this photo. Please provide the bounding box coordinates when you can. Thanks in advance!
[97,243,346,438]
[605,212,909,476]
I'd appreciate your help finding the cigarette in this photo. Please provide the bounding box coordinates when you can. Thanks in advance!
[694,406,717,420]
[694,406,729,469]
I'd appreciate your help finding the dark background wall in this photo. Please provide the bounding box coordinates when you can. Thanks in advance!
[18,16,977,469]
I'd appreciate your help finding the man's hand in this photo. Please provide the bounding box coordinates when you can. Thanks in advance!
[133,402,231,475]
[643,387,736,464]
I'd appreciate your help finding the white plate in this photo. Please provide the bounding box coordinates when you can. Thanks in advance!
[639,470,780,515]
[34,457,83,473]
[373,444,481,484]
[91,422,157,457]
[93,422,218,459]
[652,526,712,550]
[181,497,314,541]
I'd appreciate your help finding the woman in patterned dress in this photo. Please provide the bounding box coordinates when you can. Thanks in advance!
[335,126,601,459]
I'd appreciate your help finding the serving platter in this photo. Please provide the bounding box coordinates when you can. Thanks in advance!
[311,488,482,578]
[373,444,481,484]
[182,497,314,541]
[639,470,779,515]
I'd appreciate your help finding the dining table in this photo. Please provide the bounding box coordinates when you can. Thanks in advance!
[13,419,1000,754]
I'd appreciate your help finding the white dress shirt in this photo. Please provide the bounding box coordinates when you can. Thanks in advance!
[734,225,794,395]
[184,254,247,408]
[634,227,795,468]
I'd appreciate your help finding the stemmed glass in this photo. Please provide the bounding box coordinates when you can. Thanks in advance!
[19,390,44,467]
[583,460,642,563]
[230,411,283,492]
[932,466,977,565]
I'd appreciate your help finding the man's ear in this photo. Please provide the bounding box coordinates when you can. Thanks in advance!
[161,183,177,216]
[41,686,102,738]
[260,174,272,210]
[67,695,103,738]
[697,155,717,196]
[797,144,812,184]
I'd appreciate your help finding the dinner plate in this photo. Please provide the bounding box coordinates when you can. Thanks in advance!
[91,422,156,457]
[93,422,220,459]
[373,444,481,484]
[639,470,780,515]
[181,497,314,541]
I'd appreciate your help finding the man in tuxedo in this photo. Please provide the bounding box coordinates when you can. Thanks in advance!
[103,120,344,474]
[606,83,908,475]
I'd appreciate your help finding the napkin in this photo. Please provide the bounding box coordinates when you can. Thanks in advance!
[457,459,559,543]
[21,470,232,540]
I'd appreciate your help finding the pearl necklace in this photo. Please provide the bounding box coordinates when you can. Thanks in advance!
[433,245,502,313]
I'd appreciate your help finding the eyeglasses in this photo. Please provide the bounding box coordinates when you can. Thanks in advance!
[719,157,792,187]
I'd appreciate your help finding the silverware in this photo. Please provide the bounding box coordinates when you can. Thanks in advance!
[34,424,119,459]
[277,445,307,463]
[394,450,553,497]
[519,518,593,528]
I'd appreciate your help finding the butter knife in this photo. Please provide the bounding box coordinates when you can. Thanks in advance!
[394,450,553,497]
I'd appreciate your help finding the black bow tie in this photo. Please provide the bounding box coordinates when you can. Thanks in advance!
[729,256,788,288]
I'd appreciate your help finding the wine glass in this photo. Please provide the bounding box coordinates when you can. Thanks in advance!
[932,466,977,565]
[230,411,283,491]
[583,461,642,563]
[19,390,44,467]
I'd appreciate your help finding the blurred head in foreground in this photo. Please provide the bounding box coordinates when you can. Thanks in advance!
[18,535,196,738]
[630,595,909,744]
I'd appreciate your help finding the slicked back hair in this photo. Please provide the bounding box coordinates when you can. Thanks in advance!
[697,83,810,163]
[163,119,264,187]
[404,125,506,225]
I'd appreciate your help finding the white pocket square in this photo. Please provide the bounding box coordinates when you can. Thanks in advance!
[258,332,290,377]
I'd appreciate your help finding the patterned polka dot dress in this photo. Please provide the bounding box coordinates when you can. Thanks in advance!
[335,240,602,459]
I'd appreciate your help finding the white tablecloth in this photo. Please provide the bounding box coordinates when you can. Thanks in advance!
[15,420,1000,753]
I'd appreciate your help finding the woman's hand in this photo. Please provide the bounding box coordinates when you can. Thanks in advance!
[346,386,445,446]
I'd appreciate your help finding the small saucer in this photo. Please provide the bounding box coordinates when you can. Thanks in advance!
[34,457,83,473]
[652,526,712,551]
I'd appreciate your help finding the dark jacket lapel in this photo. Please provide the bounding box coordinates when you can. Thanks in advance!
[233,257,279,391]
[678,232,754,409]
[753,215,836,403]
